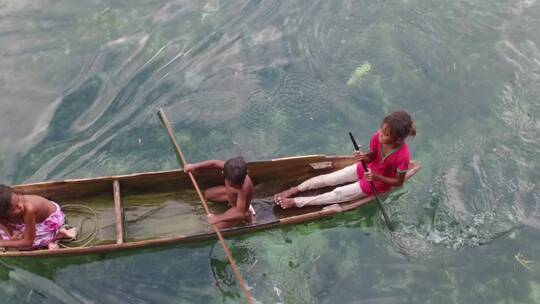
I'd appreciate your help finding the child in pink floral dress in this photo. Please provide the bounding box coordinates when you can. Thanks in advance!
[0,184,76,250]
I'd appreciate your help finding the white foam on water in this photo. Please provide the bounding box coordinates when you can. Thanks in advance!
[443,167,468,220]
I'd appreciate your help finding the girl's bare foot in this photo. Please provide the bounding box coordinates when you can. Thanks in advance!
[58,227,77,240]
[274,187,300,203]
[48,241,59,250]
[279,198,297,209]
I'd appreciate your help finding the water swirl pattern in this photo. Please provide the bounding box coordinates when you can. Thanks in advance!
[1,0,540,303]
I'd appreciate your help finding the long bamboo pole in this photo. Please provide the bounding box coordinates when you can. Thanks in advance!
[157,109,255,304]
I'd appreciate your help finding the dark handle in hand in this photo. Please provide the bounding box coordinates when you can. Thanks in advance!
[349,132,368,171]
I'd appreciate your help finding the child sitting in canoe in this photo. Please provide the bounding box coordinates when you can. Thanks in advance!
[275,110,416,209]
[184,156,254,229]
[0,185,77,250]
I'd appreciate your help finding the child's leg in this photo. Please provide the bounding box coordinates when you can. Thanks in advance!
[47,227,77,249]
[56,227,77,240]
[298,164,358,191]
[204,186,228,203]
[280,182,367,209]
[275,164,358,200]
[211,210,253,230]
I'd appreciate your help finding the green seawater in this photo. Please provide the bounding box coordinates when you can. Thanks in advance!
[1,0,540,303]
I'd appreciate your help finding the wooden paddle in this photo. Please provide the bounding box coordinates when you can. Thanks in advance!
[158,109,255,304]
[349,131,394,231]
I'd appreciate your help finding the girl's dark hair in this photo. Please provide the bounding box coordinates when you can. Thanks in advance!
[224,156,247,187]
[382,110,416,140]
[0,184,13,216]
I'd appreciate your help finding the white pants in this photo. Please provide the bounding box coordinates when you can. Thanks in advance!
[294,164,367,207]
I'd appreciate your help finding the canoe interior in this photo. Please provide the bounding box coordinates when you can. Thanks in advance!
[5,155,420,256]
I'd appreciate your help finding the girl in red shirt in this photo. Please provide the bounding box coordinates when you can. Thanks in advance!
[275,110,416,209]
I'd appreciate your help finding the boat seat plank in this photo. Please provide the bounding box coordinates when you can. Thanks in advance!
[113,180,125,244]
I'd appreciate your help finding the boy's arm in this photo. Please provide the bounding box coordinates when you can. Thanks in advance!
[184,160,225,173]
[208,192,248,224]
[0,206,36,248]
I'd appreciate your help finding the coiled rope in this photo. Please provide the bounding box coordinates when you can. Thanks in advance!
[59,204,99,248]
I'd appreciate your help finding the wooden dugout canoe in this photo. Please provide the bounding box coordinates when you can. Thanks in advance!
[1,155,421,257]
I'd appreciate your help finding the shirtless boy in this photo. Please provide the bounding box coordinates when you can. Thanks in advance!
[184,156,254,229]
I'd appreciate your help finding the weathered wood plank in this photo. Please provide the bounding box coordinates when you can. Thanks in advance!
[113,180,124,244]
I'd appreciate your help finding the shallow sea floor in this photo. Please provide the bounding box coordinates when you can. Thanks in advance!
[1,0,540,303]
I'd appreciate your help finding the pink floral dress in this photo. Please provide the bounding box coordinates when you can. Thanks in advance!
[0,201,65,249]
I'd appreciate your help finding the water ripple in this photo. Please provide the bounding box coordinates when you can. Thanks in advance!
[241,90,277,131]
[273,72,327,120]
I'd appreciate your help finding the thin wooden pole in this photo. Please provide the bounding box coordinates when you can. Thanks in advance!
[157,109,255,304]
[113,180,125,244]
[348,132,393,231]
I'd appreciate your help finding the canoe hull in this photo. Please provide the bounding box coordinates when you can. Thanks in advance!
[1,155,421,257]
